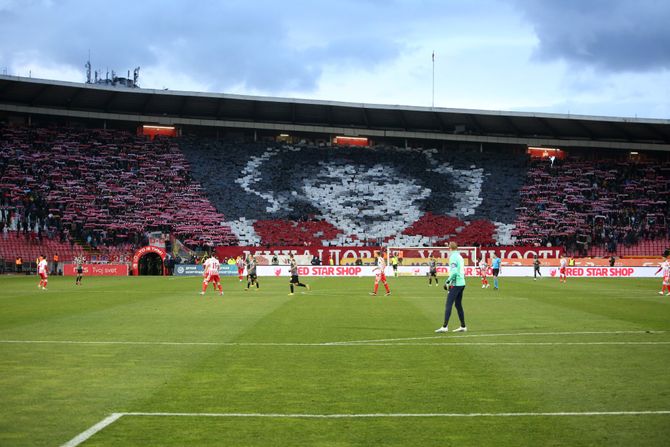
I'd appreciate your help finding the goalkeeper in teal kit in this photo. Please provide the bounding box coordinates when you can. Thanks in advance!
[435,241,467,333]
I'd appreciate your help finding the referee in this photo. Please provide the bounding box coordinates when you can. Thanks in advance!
[435,241,467,333]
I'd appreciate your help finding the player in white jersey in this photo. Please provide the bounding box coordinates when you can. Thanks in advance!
[559,256,567,283]
[478,258,489,288]
[200,255,223,296]
[655,258,670,296]
[37,255,48,290]
[369,251,391,296]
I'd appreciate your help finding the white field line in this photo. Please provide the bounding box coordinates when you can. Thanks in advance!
[60,413,123,447]
[2,340,669,348]
[62,410,670,446]
[124,410,670,418]
[325,330,667,345]
[2,330,665,348]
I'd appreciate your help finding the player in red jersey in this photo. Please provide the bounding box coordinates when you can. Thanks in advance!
[200,254,224,296]
[478,258,490,288]
[559,256,567,283]
[369,251,391,296]
[236,256,245,282]
[655,258,670,296]
[37,255,48,290]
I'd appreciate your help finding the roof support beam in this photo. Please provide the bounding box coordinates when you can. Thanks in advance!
[571,119,596,139]
[361,108,370,127]
[29,85,50,106]
[102,91,118,112]
[645,123,669,142]
[397,110,408,130]
[66,88,86,108]
[433,112,446,132]
[251,100,258,121]
[501,115,523,136]
[607,121,633,141]
[465,114,484,134]
[216,98,227,118]
[177,96,189,116]
[536,117,561,138]
[141,93,154,113]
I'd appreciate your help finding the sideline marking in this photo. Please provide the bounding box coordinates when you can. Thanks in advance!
[3,340,669,347]
[3,330,666,348]
[61,410,670,446]
[326,330,667,345]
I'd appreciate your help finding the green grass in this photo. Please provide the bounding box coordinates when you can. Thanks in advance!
[0,274,669,446]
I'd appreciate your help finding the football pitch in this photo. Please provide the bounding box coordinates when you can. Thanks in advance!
[1,274,669,446]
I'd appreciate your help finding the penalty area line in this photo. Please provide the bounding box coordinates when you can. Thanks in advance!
[62,410,670,445]
[124,410,670,418]
[60,413,123,447]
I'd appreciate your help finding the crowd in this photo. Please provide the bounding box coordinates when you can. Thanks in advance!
[513,156,669,255]
[2,124,668,262]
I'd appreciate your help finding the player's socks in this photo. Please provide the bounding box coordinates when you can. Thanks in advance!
[384,283,390,293]
[290,284,294,293]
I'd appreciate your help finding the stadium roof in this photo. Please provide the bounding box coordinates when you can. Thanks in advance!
[1,75,669,152]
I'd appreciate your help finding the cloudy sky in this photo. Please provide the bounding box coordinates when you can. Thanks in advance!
[1,0,669,119]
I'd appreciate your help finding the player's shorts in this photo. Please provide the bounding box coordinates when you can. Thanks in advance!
[493,268,499,277]
[429,270,437,276]
[248,273,257,281]
[375,272,387,282]
[559,267,566,275]
[39,272,48,280]
[77,268,83,274]
[392,265,398,270]
[238,267,244,274]
[206,274,221,283]
[290,274,300,284]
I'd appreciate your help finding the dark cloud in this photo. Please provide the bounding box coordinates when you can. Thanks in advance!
[0,0,410,92]
[512,0,670,72]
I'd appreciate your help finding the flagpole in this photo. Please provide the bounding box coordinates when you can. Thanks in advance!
[431,50,435,108]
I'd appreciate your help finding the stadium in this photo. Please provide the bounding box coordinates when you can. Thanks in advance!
[1,60,670,445]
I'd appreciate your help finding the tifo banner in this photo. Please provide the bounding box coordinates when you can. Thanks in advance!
[63,264,128,276]
[216,246,564,265]
[173,264,238,277]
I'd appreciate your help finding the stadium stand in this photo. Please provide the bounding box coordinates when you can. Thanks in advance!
[513,156,670,256]
[1,124,668,262]
[0,125,235,262]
